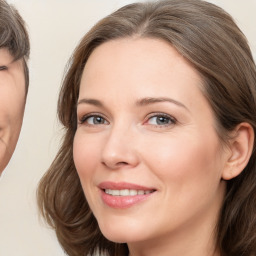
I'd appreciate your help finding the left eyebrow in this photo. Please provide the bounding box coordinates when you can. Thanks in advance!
[77,98,104,107]
[136,97,189,111]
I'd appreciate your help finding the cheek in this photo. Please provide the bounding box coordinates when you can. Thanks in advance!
[142,130,222,190]
[73,132,104,212]
[73,131,101,181]
[141,131,224,227]
[0,86,25,123]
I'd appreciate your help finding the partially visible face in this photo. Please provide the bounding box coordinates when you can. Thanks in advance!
[0,48,26,173]
[74,38,229,248]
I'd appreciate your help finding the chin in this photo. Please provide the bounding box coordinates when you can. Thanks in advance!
[101,231,141,244]
[98,219,148,244]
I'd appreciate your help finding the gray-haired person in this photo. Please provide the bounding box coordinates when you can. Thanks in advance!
[0,0,30,174]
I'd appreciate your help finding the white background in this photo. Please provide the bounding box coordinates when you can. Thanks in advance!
[0,0,255,255]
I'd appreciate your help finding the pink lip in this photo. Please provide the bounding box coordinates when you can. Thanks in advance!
[98,182,156,209]
[99,181,155,190]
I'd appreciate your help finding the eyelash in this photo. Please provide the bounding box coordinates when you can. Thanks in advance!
[78,112,176,128]
[79,113,108,126]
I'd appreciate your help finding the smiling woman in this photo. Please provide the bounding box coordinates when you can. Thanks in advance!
[37,0,256,256]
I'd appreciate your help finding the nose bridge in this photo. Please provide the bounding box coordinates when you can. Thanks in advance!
[101,119,138,169]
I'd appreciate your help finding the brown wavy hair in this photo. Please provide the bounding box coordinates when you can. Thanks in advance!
[37,0,256,255]
[0,0,30,92]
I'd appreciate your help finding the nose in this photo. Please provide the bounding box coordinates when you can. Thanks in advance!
[101,125,139,170]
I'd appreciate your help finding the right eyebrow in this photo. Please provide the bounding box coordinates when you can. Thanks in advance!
[77,98,104,107]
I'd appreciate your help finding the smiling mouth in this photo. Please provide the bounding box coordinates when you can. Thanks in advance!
[99,182,156,208]
[104,189,155,196]
[100,187,156,208]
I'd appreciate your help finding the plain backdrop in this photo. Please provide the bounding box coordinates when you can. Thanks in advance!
[0,0,255,255]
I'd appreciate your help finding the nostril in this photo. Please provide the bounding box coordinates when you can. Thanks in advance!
[117,161,128,166]
[101,160,129,169]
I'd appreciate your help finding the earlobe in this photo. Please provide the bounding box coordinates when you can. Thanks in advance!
[222,123,254,180]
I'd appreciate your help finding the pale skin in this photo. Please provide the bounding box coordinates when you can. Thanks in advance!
[73,38,254,256]
[0,48,25,174]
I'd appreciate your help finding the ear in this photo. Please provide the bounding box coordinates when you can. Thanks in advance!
[222,122,254,180]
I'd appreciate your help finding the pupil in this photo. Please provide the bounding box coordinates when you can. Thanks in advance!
[157,116,169,125]
[95,117,103,124]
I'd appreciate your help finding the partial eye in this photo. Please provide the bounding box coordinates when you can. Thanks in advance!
[147,114,176,126]
[80,115,108,125]
[0,66,7,71]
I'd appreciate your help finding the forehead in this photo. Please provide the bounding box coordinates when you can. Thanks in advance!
[85,37,189,70]
[81,38,203,97]
[0,48,14,63]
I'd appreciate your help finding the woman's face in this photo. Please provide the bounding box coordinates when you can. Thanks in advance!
[74,38,229,247]
[0,48,25,173]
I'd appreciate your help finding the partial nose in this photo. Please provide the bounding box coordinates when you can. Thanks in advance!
[101,126,139,170]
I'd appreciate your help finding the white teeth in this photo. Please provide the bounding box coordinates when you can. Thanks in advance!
[120,189,129,196]
[105,189,152,196]
[130,189,137,196]
[112,190,120,196]
[138,190,144,195]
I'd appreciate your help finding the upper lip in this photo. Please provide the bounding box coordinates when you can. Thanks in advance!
[98,181,156,191]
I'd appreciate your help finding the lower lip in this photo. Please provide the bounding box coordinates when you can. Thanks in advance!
[101,190,154,209]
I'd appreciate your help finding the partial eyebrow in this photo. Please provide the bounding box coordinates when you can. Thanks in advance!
[136,97,189,111]
[77,98,104,107]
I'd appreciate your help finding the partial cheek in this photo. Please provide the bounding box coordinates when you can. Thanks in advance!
[147,137,211,183]
[144,138,186,177]
[73,134,102,212]
[73,133,99,180]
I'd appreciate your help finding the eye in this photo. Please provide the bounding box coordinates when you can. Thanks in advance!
[146,113,176,127]
[79,114,109,126]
